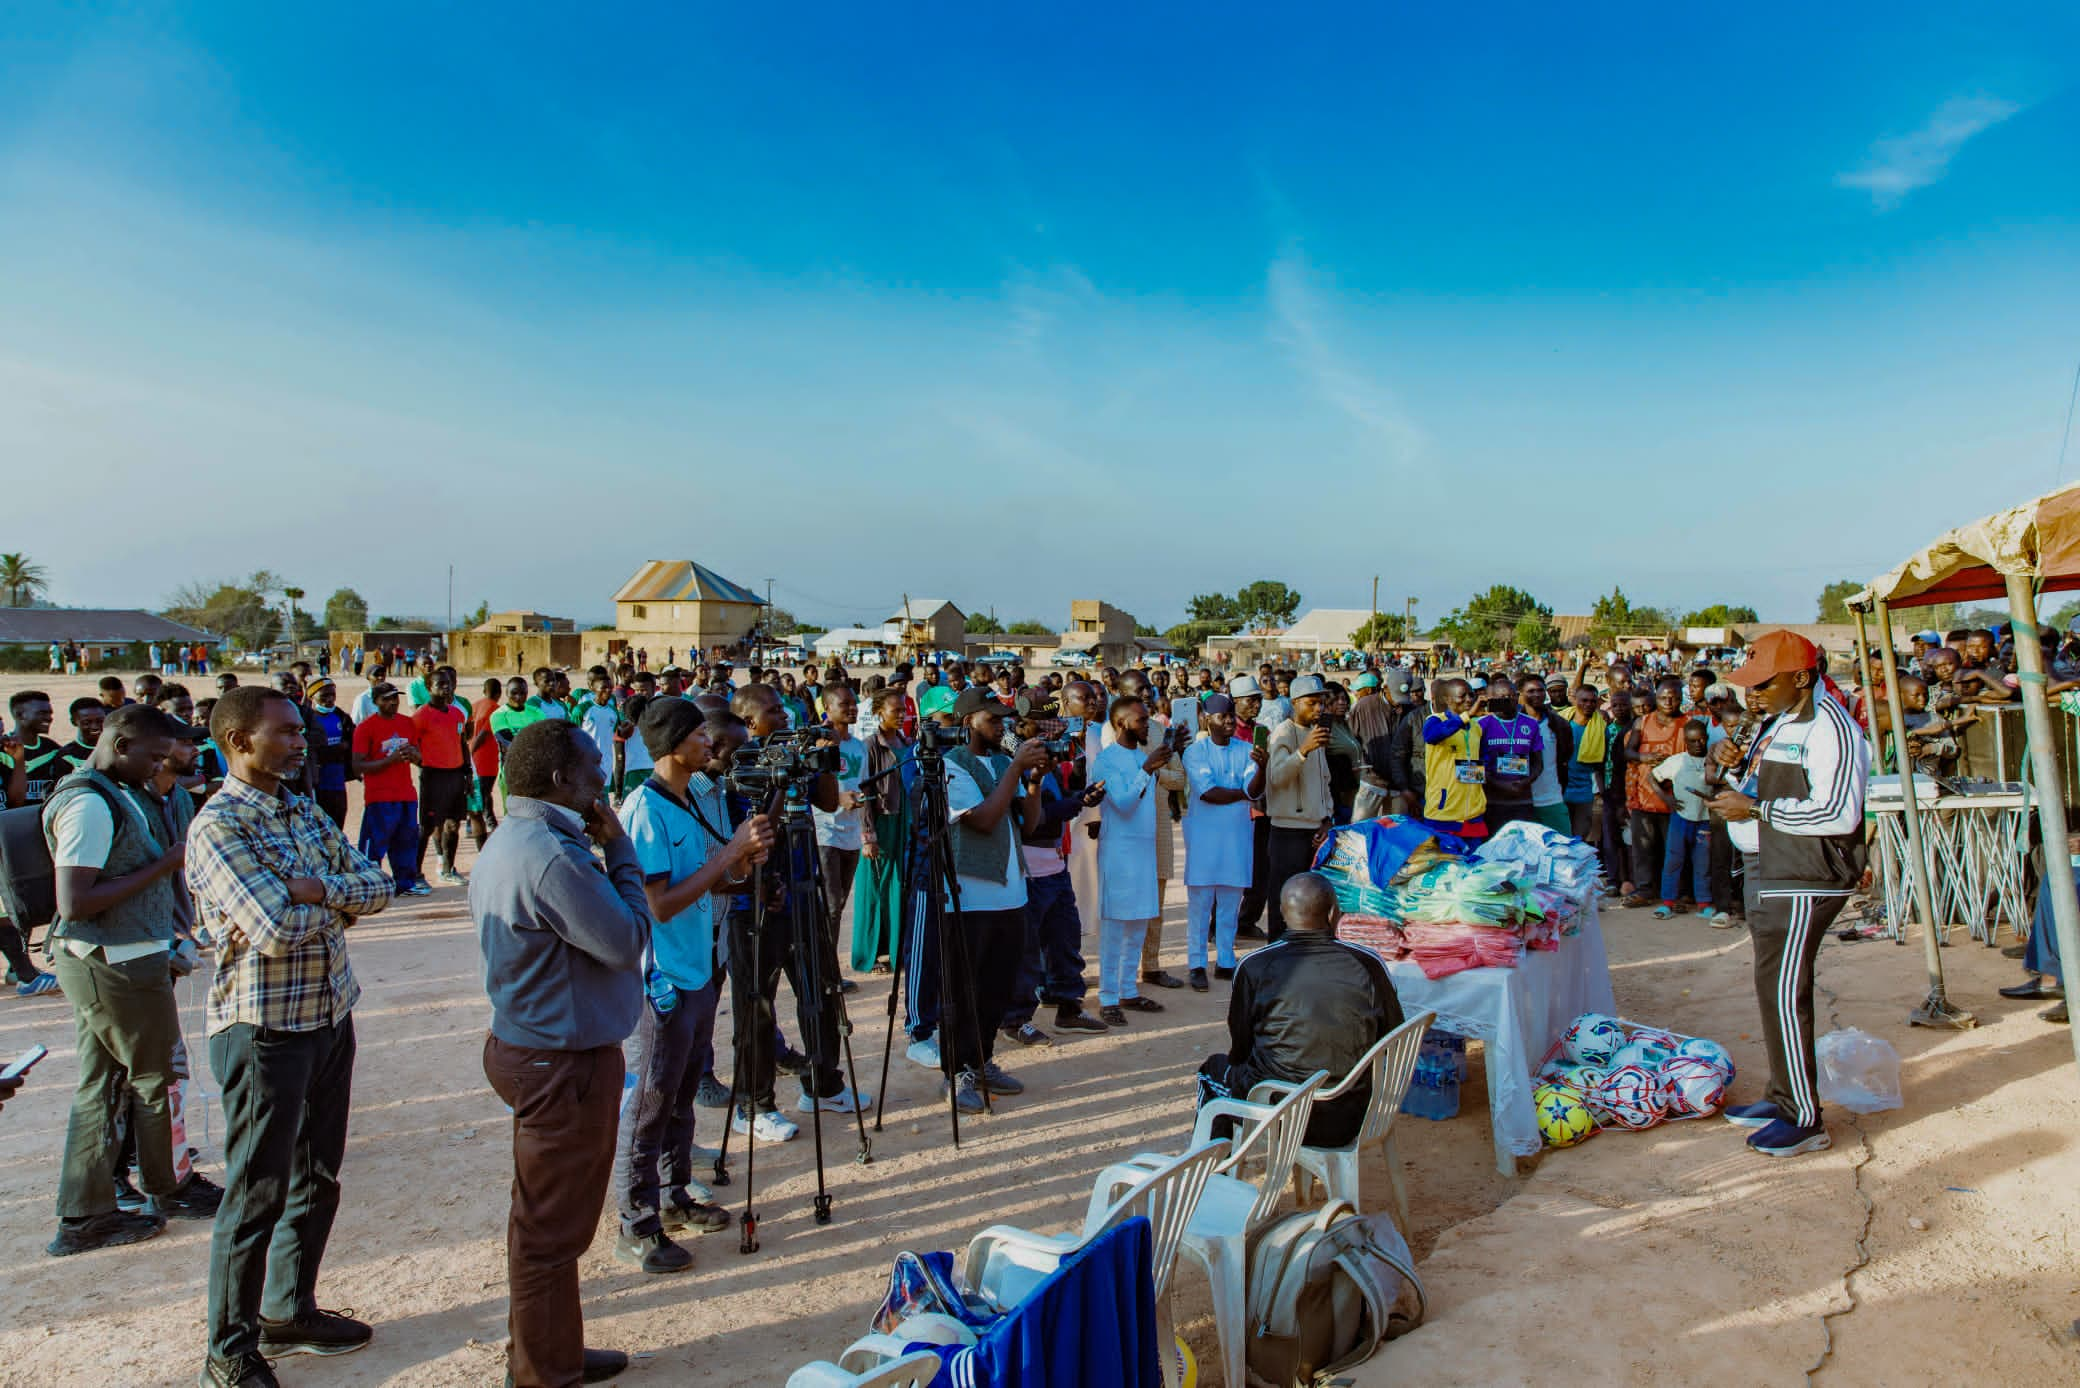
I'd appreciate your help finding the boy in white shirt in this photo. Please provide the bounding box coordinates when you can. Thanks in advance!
[1652,721,1714,919]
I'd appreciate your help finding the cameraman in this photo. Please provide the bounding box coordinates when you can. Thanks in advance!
[720,685,865,1143]
[936,688,1051,1111]
[999,712,1108,1045]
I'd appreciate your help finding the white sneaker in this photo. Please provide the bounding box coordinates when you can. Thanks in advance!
[905,1036,941,1070]
[437,868,467,886]
[797,1086,873,1115]
[730,1109,799,1143]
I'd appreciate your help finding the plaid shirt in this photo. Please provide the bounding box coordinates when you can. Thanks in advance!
[188,774,393,1034]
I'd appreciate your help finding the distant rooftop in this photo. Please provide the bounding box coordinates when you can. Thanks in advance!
[0,608,219,646]
[614,561,766,606]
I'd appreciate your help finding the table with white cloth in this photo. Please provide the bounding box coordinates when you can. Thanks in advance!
[1381,899,1616,1176]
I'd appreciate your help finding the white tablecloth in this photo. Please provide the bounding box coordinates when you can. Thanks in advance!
[1384,899,1616,1175]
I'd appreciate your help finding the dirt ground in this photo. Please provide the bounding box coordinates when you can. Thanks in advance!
[1,675,2075,1385]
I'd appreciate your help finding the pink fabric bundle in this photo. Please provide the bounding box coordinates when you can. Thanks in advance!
[1523,914,1561,951]
[1338,916,1408,959]
[1402,922,1523,979]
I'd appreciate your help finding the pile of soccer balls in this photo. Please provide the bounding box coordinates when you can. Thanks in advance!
[1533,1013,1736,1149]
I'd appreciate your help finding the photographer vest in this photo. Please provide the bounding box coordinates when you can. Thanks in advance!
[945,747,1016,886]
[41,768,179,949]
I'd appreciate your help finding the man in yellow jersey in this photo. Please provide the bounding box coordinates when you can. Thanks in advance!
[1419,678,1488,841]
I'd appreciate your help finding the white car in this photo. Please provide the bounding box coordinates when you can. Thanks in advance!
[851,648,887,667]
[1052,650,1095,668]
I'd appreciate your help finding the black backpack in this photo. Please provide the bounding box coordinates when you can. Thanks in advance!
[0,780,127,930]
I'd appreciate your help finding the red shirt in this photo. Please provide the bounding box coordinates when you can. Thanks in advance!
[413,702,468,771]
[469,696,502,776]
[353,713,421,803]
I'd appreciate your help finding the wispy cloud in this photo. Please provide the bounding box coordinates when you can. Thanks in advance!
[1266,246,1423,462]
[1836,95,2020,210]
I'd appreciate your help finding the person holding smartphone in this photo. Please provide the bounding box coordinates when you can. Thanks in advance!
[1262,675,1337,940]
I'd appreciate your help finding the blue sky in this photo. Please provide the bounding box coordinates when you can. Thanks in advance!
[3,4,2077,633]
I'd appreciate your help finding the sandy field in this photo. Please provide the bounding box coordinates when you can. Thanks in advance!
[1,674,2075,1386]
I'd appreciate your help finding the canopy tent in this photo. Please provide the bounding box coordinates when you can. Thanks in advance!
[1861,480,2080,609]
[1861,480,2080,1076]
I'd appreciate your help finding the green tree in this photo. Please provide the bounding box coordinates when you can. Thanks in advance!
[460,598,491,630]
[1135,620,1159,637]
[1187,592,1244,627]
[1436,585,1551,654]
[323,587,370,631]
[164,572,284,651]
[1585,586,1675,645]
[1512,612,1560,654]
[0,552,50,608]
[1680,603,1760,626]
[1235,579,1302,631]
[1006,619,1052,636]
[1350,613,1408,648]
[1816,579,1862,623]
[965,611,1007,634]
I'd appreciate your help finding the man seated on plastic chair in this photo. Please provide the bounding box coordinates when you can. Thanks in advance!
[1195,871,1404,1145]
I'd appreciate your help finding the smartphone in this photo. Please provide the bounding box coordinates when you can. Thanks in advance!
[1252,724,1271,753]
[2,1044,48,1082]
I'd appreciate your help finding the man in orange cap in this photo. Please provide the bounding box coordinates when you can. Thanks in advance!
[1708,630,1870,1158]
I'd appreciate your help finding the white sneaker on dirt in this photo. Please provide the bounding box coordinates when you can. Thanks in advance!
[797,1086,873,1114]
[730,1109,799,1143]
[905,1036,941,1070]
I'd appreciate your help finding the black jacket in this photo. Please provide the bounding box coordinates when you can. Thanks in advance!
[1224,931,1404,1146]
[1386,701,1430,796]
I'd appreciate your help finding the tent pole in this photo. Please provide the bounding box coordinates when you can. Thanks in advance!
[1850,604,1907,946]
[2002,576,2080,1072]
[1874,600,1975,1028]
[1849,606,1887,773]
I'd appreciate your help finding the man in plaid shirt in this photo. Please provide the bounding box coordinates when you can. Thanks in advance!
[188,687,393,1388]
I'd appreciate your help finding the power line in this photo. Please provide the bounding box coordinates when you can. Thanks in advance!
[2056,353,2080,484]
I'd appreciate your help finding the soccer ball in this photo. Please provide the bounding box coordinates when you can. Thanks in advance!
[1629,1027,1683,1052]
[1590,1064,1667,1130]
[1562,1014,1628,1067]
[1535,1083,1598,1148]
[1675,1037,1736,1081]
[1658,1056,1730,1117]
[1611,1039,1675,1072]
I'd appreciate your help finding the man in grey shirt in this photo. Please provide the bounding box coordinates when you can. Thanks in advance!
[471,719,652,1387]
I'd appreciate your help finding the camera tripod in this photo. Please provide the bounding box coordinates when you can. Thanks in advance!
[869,737,997,1146]
[711,777,873,1254]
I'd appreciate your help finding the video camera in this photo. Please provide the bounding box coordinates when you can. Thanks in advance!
[917,722,966,754]
[725,727,841,796]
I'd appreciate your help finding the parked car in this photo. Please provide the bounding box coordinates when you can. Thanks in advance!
[1052,650,1095,668]
[850,648,887,667]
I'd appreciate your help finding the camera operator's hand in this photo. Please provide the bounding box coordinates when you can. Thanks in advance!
[730,812,774,871]
[1011,739,1052,776]
[583,795,624,846]
[1301,725,1332,756]
[1250,743,1269,768]
[1080,780,1108,808]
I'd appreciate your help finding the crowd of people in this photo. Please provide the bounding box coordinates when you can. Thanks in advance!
[0,625,1901,1383]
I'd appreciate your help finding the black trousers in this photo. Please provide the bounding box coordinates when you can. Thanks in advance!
[1264,826,1319,941]
[1630,810,1670,897]
[1749,889,1846,1128]
[207,1016,356,1363]
[313,787,349,831]
[942,906,1024,1074]
[1708,817,1742,914]
[1237,816,1274,927]
[1600,792,1629,889]
[725,908,844,1110]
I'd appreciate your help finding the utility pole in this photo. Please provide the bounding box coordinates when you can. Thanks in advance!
[447,566,454,634]
[1370,576,1379,658]
[1406,597,1418,652]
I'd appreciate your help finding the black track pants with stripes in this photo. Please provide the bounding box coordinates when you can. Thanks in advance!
[1749,889,1847,1128]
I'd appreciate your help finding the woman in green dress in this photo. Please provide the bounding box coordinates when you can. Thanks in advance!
[850,689,914,972]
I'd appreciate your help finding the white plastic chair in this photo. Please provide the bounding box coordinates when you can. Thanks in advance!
[1249,1010,1433,1234]
[785,1348,943,1388]
[1095,1071,1328,1388]
[964,1141,1225,1388]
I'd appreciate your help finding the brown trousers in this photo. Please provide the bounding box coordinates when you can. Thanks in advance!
[483,1036,624,1388]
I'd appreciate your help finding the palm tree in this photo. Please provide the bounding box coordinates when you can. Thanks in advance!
[0,553,49,608]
